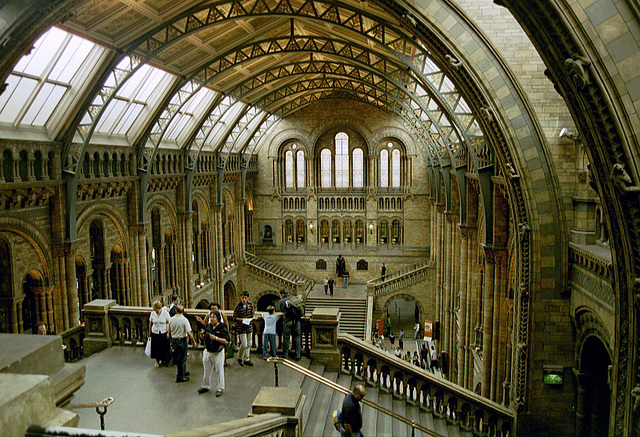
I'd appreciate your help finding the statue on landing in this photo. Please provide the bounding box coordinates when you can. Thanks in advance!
[336,255,346,277]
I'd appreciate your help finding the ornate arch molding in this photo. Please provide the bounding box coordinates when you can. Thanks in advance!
[76,201,129,254]
[494,1,640,433]
[308,116,376,153]
[369,128,416,155]
[191,189,211,220]
[146,193,178,232]
[266,128,311,157]
[380,292,426,321]
[575,308,613,370]
[0,216,53,285]
[255,289,281,303]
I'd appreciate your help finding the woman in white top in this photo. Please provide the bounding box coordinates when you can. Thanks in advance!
[149,300,171,367]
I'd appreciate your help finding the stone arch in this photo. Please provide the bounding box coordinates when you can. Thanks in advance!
[0,217,53,287]
[146,194,178,232]
[255,290,280,312]
[223,280,236,311]
[267,127,312,157]
[380,293,426,331]
[195,299,210,309]
[77,201,130,255]
[308,116,375,154]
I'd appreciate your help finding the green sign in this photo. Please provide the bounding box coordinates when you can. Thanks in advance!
[543,373,563,385]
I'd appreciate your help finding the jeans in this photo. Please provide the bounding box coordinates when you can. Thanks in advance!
[282,319,301,359]
[263,333,277,358]
[344,276,349,288]
[238,332,252,362]
[172,338,188,380]
[340,427,363,437]
[202,349,225,391]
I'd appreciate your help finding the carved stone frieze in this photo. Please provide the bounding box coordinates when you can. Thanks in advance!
[77,181,131,201]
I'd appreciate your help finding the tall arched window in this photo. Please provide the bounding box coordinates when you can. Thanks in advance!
[321,149,332,188]
[392,149,401,187]
[380,149,389,188]
[335,132,349,187]
[296,150,305,188]
[285,151,294,188]
[353,148,363,188]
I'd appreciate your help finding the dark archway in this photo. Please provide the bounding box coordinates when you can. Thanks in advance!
[577,336,612,437]
[89,219,105,300]
[256,293,279,312]
[22,270,43,334]
[0,237,12,333]
[223,281,235,310]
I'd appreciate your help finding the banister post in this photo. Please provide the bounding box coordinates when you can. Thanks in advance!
[310,307,340,371]
[82,299,116,357]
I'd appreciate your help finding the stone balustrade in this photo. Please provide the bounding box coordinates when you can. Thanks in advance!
[60,324,85,362]
[368,261,433,296]
[338,333,514,436]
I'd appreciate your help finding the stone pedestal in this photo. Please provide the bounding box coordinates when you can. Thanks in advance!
[310,307,340,371]
[252,386,304,437]
[82,299,116,357]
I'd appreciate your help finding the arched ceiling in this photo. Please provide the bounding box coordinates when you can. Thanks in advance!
[49,0,487,176]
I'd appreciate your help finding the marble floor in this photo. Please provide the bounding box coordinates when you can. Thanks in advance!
[71,346,307,435]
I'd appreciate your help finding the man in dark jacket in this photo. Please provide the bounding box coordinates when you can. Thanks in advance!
[278,289,301,360]
[341,384,366,437]
[233,291,255,366]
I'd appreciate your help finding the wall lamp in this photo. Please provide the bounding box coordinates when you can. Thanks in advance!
[559,127,580,143]
[369,222,374,234]
[309,221,314,234]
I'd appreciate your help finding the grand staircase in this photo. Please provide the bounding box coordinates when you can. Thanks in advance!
[299,360,473,437]
[246,253,315,296]
[305,296,367,339]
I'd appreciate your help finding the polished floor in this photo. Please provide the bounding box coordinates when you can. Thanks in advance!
[72,346,307,435]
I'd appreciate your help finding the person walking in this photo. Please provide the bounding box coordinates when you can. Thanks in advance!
[233,291,255,367]
[168,305,196,383]
[148,300,171,367]
[430,345,439,369]
[414,322,421,339]
[398,329,404,350]
[198,310,229,396]
[328,277,335,296]
[381,263,386,280]
[324,277,329,295]
[343,271,350,289]
[340,385,366,437]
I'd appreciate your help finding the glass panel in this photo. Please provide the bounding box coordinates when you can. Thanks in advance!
[95,98,127,133]
[296,150,305,188]
[332,220,341,243]
[285,150,294,188]
[321,149,331,188]
[22,83,66,126]
[335,132,348,187]
[0,76,37,123]
[118,64,150,99]
[14,27,66,77]
[353,148,363,188]
[392,149,401,187]
[380,149,388,188]
[113,102,144,135]
[49,36,94,82]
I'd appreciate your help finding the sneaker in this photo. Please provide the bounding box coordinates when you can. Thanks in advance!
[237,359,244,366]
[177,377,189,383]
[262,356,268,360]
[215,390,223,397]
[198,388,209,394]
[244,360,254,366]
[185,371,190,376]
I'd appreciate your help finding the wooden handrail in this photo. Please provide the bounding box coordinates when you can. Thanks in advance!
[267,357,445,437]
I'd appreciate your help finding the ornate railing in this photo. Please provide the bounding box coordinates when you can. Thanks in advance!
[338,334,514,436]
[106,305,311,357]
[367,261,433,296]
[245,252,314,297]
[61,324,85,362]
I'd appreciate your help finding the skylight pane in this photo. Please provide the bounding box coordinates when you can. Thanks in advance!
[118,64,149,99]
[136,68,169,101]
[113,102,144,135]
[96,99,127,133]
[22,83,66,126]
[14,27,66,76]
[0,76,37,124]
[165,113,191,140]
[0,75,21,116]
[50,37,94,82]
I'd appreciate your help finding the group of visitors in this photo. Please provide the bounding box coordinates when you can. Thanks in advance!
[147,289,304,397]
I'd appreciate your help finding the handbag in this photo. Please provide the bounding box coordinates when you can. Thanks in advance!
[145,337,152,357]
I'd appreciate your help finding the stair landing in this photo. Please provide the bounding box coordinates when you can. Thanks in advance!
[306,281,367,299]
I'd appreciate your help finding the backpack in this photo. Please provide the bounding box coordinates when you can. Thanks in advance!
[287,296,305,319]
[332,409,341,432]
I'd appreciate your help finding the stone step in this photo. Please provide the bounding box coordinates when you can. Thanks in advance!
[376,391,394,436]
[301,363,325,427]
[322,373,352,437]
[304,371,338,436]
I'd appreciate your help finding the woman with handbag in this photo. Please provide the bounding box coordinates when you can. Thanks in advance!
[148,300,171,367]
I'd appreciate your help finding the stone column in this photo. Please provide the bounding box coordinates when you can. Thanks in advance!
[457,225,470,386]
[27,157,36,181]
[17,301,23,333]
[65,243,79,327]
[41,154,49,181]
[10,301,18,333]
[481,246,495,400]
[491,249,505,403]
[138,229,149,306]
[443,213,452,378]
[466,227,478,390]
[0,153,4,182]
[236,199,246,261]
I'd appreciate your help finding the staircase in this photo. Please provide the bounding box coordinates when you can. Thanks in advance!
[299,361,473,437]
[306,296,367,339]
[246,253,314,296]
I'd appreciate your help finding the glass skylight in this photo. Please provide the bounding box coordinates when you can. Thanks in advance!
[0,27,103,129]
[163,88,218,144]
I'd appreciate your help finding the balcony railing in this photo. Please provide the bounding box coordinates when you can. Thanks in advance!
[367,260,433,296]
[338,334,514,436]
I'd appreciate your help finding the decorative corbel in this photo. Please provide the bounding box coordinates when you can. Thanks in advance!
[518,222,530,241]
[632,385,640,412]
[480,106,495,124]
[564,56,591,90]
[505,162,520,179]
[611,163,640,193]
[634,278,640,309]
[445,55,463,71]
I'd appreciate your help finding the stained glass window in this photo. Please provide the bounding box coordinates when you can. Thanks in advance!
[297,150,305,188]
[321,149,332,188]
[335,132,349,187]
[392,149,401,187]
[353,148,363,188]
[285,151,294,188]
[380,149,389,188]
